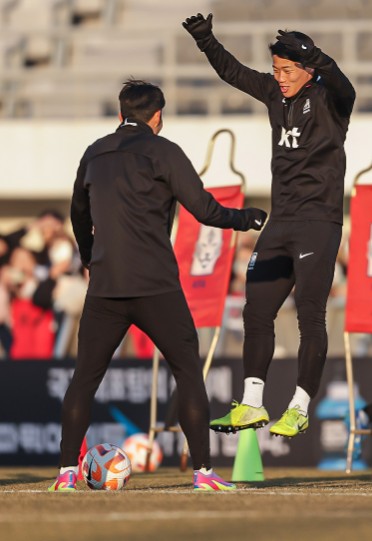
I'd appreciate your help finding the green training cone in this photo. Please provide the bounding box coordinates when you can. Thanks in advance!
[232,428,265,482]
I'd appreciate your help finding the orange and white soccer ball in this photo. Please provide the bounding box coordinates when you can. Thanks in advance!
[122,433,163,473]
[82,443,132,490]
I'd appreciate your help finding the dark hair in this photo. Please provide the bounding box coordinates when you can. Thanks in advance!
[269,31,314,64]
[119,78,165,122]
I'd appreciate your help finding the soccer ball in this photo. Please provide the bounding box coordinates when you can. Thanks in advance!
[82,443,132,490]
[122,433,163,473]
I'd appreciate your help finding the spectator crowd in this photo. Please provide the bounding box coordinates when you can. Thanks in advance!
[0,210,87,359]
[0,215,370,360]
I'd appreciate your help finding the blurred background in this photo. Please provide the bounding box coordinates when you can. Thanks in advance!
[0,0,371,469]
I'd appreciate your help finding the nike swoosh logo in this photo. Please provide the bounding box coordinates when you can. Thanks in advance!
[299,252,314,259]
[87,460,93,481]
[254,219,262,226]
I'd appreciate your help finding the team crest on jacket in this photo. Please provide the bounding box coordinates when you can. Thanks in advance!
[278,127,301,148]
[248,251,258,271]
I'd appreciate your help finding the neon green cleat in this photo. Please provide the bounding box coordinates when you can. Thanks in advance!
[210,400,270,433]
[270,406,309,438]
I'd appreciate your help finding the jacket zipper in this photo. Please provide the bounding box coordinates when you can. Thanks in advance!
[286,84,312,128]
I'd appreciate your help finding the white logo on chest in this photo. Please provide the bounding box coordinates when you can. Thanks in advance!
[278,127,301,148]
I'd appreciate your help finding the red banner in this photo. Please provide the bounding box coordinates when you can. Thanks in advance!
[174,185,244,328]
[345,184,372,333]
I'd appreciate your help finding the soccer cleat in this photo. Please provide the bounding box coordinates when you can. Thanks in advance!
[210,400,270,433]
[48,470,77,492]
[269,406,309,438]
[193,470,236,491]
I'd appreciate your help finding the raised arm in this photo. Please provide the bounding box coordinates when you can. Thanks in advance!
[182,13,274,103]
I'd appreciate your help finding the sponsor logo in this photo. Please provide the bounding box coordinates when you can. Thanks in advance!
[303,98,310,115]
[87,460,94,481]
[278,126,301,148]
[299,252,314,259]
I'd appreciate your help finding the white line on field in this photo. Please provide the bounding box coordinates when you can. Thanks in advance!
[1,489,372,497]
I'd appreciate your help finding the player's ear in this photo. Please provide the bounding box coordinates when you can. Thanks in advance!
[118,112,123,122]
[148,109,163,134]
[154,109,162,124]
[157,109,163,125]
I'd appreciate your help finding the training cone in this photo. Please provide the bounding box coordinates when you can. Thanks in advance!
[232,428,264,482]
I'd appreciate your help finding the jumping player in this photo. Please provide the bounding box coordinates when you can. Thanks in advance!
[48,79,267,491]
[183,14,355,438]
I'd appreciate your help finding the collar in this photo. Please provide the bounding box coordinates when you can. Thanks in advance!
[116,117,153,134]
[284,82,313,103]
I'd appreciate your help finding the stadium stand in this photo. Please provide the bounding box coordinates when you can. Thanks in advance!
[1,0,372,117]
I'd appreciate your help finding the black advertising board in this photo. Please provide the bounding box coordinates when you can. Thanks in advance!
[0,357,371,468]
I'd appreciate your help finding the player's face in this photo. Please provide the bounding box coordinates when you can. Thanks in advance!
[272,55,313,98]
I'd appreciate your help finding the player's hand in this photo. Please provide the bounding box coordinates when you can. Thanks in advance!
[276,30,314,60]
[182,13,213,40]
[236,208,267,231]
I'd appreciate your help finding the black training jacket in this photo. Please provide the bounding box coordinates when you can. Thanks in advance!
[71,120,248,297]
[197,34,355,224]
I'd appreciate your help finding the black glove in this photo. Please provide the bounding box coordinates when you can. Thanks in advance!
[276,30,317,62]
[234,208,267,232]
[182,13,213,41]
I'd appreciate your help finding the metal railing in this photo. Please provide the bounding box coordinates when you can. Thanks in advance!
[1,18,372,117]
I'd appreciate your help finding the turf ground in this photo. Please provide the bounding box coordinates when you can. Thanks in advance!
[1,466,371,541]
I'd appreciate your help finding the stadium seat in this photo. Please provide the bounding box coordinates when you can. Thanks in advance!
[1,0,372,117]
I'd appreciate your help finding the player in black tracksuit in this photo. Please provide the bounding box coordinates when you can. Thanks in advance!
[183,14,355,437]
[49,79,267,492]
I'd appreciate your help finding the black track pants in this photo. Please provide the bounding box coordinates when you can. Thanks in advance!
[243,220,342,398]
[60,290,211,470]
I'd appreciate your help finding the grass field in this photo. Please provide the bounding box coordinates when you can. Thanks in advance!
[1,466,371,541]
